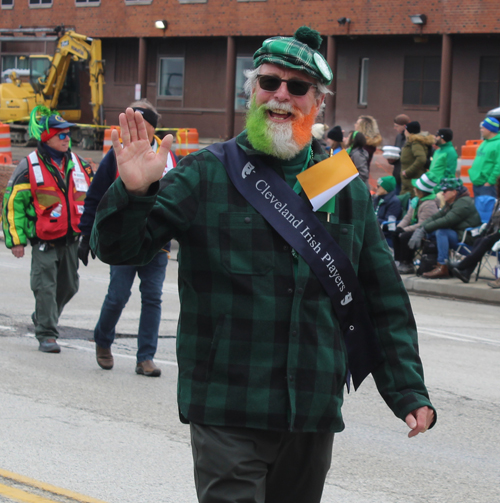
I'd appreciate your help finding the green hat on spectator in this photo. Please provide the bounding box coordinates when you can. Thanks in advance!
[253,26,333,85]
[438,177,463,192]
[412,173,437,193]
[377,176,396,193]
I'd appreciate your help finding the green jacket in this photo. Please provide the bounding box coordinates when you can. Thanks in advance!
[423,191,482,243]
[468,134,500,186]
[428,142,458,185]
[92,132,435,433]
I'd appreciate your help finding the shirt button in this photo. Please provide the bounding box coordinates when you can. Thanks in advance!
[283,245,289,251]
[288,375,294,382]
[297,288,303,294]
[244,217,251,223]
[287,288,293,294]
[291,331,297,337]
[341,228,348,234]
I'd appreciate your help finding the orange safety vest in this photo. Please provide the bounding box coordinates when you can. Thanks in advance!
[27,151,91,242]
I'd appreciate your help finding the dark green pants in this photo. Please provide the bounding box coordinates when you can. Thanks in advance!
[30,240,79,342]
[190,424,334,503]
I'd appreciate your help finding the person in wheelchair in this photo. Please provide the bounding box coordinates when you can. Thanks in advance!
[393,173,439,275]
[450,176,500,283]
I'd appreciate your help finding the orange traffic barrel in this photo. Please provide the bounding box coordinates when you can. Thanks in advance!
[103,126,121,158]
[175,128,199,157]
[0,123,13,165]
[458,139,482,195]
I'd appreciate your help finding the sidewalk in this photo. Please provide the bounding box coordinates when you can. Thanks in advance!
[401,274,500,305]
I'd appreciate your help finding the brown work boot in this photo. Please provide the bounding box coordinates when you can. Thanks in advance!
[487,277,500,289]
[135,360,161,377]
[422,263,450,279]
[96,345,114,370]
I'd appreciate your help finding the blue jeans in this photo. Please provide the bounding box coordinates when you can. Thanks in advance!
[428,229,459,264]
[94,251,168,363]
[473,185,497,198]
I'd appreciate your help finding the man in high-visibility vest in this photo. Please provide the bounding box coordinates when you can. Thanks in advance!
[2,106,93,353]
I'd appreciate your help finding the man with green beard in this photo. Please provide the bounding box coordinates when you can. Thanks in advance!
[91,26,436,503]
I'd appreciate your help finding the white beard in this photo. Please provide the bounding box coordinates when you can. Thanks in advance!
[265,100,303,160]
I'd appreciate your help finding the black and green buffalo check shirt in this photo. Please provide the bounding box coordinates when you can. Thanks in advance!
[92,132,436,433]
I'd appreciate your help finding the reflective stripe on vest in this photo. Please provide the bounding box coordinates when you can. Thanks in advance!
[28,151,44,186]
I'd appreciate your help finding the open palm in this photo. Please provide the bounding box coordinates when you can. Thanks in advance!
[112,107,174,196]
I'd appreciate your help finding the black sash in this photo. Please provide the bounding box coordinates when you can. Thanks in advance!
[206,139,383,390]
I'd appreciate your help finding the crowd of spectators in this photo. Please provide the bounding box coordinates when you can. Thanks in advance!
[314,112,500,288]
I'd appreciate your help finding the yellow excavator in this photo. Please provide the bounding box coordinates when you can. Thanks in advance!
[0,26,105,148]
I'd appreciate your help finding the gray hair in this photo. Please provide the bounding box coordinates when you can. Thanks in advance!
[128,98,162,121]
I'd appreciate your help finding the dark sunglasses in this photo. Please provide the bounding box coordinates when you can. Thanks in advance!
[57,132,71,140]
[257,74,317,97]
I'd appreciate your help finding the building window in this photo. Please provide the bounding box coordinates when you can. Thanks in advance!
[1,55,29,82]
[29,0,52,7]
[158,57,184,97]
[478,57,500,108]
[1,0,14,9]
[358,57,369,106]
[403,56,441,106]
[124,0,152,4]
[178,0,207,3]
[76,0,101,5]
[235,57,253,110]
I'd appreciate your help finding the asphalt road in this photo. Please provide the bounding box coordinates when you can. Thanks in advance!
[1,236,499,502]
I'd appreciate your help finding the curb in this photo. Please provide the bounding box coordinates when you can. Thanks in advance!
[402,275,500,305]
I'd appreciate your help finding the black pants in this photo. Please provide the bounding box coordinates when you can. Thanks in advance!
[458,233,500,270]
[393,230,415,263]
[190,424,334,503]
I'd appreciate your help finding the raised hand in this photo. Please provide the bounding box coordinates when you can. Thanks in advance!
[111,108,174,196]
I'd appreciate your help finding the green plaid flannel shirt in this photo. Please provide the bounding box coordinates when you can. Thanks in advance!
[92,132,435,433]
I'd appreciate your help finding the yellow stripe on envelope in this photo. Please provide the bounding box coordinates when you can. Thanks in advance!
[296,150,359,211]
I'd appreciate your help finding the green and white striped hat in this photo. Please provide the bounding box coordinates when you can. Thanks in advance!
[253,26,333,85]
[412,173,437,193]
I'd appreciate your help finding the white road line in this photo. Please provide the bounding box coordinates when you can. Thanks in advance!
[20,333,178,366]
[419,327,500,346]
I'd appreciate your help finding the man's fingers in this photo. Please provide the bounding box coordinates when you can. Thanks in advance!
[111,123,122,151]
[118,112,130,148]
[160,134,174,154]
[125,107,139,142]
[406,406,435,438]
[135,110,150,141]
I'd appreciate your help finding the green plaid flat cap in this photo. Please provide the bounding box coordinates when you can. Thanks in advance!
[254,26,333,85]
[438,177,463,191]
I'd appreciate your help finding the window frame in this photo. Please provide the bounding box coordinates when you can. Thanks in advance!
[157,56,185,99]
[234,56,253,111]
[28,0,53,8]
[1,0,14,10]
[75,0,101,6]
[478,56,500,109]
[402,55,441,108]
[124,0,153,5]
[358,57,369,106]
